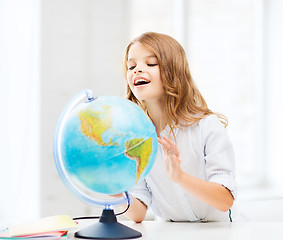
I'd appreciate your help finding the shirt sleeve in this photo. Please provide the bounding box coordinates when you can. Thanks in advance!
[129,180,153,207]
[201,115,237,199]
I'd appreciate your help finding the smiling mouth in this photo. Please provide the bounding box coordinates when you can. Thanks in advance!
[134,78,150,86]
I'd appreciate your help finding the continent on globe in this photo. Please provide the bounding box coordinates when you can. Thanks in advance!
[125,138,153,183]
[78,106,118,146]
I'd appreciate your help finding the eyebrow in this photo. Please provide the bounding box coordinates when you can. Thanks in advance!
[128,54,157,62]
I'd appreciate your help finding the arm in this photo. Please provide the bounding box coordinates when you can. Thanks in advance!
[124,196,147,223]
[176,171,233,212]
[114,193,147,223]
[158,136,234,212]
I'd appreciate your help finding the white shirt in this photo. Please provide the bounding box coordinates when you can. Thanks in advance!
[129,114,236,222]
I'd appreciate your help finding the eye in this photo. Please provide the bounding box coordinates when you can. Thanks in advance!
[147,63,158,67]
[128,65,136,70]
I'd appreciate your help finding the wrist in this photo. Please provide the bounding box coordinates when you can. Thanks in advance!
[173,169,186,185]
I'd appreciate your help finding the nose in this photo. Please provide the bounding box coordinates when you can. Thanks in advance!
[134,65,143,74]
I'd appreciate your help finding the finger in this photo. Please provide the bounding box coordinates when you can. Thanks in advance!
[163,136,177,148]
[171,143,180,157]
[172,155,181,165]
[158,137,171,153]
[110,193,124,198]
[162,136,174,143]
[162,137,179,156]
[159,137,173,149]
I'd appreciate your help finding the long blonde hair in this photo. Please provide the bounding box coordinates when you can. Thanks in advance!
[123,32,227,131]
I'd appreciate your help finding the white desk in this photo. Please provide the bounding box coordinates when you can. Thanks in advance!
[69,220,283,240]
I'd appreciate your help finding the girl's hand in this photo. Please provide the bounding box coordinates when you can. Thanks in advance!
[157,136,183,183]
[110,193,124,198]
[159,137,234,212]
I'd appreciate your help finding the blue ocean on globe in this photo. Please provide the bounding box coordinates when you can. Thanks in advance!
[59,96,157,195]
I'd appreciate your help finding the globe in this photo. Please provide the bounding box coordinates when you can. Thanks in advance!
[53,89,158,208]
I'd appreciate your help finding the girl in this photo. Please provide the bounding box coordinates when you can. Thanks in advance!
[122,32,236,222]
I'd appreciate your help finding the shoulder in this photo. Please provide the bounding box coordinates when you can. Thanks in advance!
[176,114,226,140]
[196,114,228,143]
[196,114,225,132]
[199,114,223,125]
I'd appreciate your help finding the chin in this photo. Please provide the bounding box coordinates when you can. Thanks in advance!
[133,90,163,103]
[132,92,147,102]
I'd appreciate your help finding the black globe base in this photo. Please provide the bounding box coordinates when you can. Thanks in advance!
[74,209,142,239]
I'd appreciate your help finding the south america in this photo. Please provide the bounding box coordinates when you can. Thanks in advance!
[125,138,153,183]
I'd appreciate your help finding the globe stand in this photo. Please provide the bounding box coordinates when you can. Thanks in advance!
[74,209,142,239]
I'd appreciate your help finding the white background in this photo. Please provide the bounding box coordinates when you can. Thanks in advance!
[0,0,283,226]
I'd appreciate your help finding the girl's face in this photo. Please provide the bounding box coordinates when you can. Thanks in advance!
[126,42,165,103]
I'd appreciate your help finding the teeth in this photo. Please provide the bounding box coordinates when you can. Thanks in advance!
[134,79,150,86]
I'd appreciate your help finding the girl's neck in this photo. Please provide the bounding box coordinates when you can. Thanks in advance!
[145,100,166,136]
